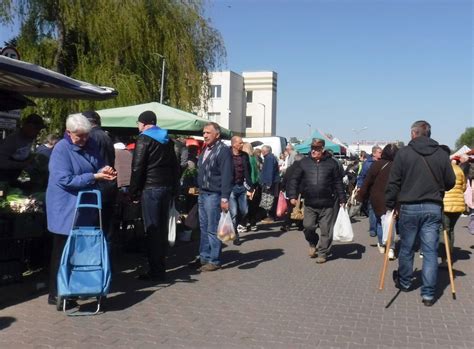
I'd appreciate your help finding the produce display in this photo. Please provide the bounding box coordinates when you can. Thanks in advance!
[0,186,44,214]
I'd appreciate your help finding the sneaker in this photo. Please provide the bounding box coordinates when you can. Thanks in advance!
[315,256,327,264]
[237,224,246,234]
[388,249,395,260]
[422,298,435,307]
[308,246,317,258]
[250,225,258,231]
[188,258,204,269]
[198,263,221,272]
[377,243,385,254]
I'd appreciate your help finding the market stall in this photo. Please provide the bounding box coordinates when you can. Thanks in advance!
[0,55,117,284]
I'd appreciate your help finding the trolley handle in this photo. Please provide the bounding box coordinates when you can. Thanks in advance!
[76,190,102,210]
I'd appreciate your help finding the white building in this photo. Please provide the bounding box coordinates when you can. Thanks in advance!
[197,71,277,136]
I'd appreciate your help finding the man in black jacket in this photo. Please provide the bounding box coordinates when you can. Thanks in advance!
[288,139,346,263]
[386,120,455,306]
[130,111,179,281]
[229,136,253,246]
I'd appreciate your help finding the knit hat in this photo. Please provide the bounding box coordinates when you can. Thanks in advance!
[138,111,157,125]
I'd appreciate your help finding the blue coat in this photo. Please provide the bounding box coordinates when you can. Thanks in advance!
[261,153,279,188]
[46,135,104,235]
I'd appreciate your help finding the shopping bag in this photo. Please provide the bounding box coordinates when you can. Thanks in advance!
[276,191,288,217]
[259,191,274,211]
[217,211,236,242]
[347,189,361,218]
[465,180,474,209]
[381,210,394,244]
[290,195,304,220]
[333,207,354,242]
[168,200,179,247]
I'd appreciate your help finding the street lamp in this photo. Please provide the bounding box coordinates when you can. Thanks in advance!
[352,126,368,154]
[257,102,266,136]
[152,53,166,104]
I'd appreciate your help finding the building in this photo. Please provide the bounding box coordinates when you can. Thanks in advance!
[197,71,277,136]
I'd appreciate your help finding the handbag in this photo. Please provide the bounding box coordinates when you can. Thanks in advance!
[464,179,474,209]
[259,188,275,211]
[290,195,304,220]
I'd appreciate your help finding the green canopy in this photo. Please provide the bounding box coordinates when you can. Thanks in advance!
[295,129,346,155]
[97,102,231,137]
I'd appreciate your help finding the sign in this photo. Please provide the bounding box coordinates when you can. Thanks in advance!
[1,46,20,60]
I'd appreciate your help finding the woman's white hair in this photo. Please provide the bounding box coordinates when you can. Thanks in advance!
[66,113,92,133]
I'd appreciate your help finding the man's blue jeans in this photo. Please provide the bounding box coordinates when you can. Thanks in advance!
[198,191,222,265]
[141,186,172,276]
[398,203,442,300]
[229,184,248,230]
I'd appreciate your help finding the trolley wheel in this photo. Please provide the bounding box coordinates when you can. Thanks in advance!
[56,296,63,311]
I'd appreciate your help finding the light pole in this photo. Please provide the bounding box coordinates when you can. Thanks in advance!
[257,102,266,136]
[352,126,368,154]
[152,53,166,104]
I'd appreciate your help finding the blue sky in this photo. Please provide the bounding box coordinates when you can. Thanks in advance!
[1,0,472,148]
[206,0,473,148]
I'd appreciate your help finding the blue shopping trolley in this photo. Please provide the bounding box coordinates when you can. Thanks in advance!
[57,190,111,315]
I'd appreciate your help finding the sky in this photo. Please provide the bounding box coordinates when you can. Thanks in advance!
[206,0,473,148]
[1,0,472,148]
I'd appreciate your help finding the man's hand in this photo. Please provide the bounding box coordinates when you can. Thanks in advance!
[340,202,346,208]
[290,199,297,206]
[221,200,229,212]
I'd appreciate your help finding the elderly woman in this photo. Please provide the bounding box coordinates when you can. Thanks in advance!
[46,113,116,307]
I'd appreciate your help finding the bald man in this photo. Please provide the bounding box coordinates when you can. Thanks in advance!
[229,136,254,245]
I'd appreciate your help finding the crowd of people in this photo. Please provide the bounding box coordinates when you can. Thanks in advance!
[1,112,471,309]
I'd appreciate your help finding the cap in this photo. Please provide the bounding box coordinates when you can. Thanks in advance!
[81,110,101,125]
[138,111,157,125]
[23,113,46,129]
[311,138,325,147]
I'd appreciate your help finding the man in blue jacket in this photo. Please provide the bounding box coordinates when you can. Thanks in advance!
[190,122,233,272]
[130,111,179,281]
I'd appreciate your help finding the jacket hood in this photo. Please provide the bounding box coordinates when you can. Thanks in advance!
[408,136,439,156]
[142,126,169,144]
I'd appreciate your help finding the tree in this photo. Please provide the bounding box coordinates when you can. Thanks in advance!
[0,0,225,131]
[455,127,474,149]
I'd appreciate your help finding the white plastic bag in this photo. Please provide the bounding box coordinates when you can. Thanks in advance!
[381,210,394,244]
[333,206,354,242]
[217,211,236,242]
[168,200,179,247]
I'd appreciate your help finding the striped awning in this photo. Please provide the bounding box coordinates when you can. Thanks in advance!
[0,56,118,104]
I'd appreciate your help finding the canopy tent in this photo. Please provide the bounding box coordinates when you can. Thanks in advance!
[97,102,232,138]
[0,56,117,110]
[295,129,346,155]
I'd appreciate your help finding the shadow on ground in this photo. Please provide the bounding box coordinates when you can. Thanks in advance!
[222,248,284,270]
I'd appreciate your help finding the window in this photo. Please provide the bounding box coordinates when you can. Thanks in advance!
[246,116,252,128]
[246,91,253,103]
[208,112,221,123]
[210,85,221,98]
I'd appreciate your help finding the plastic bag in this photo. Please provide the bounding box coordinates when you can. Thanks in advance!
[276,191,288,217]
[381,210,394,244]
[217,211,236,242]
[465,179,474,209]
[168,200,179,247]
[333,206,354,242]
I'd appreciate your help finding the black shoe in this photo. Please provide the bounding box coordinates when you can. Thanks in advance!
[280,225,289,232]
[188,258,203,269]
[392,271,411,292]
[233,237,242,246]
[136,272,166,282]
[422,298,435,307]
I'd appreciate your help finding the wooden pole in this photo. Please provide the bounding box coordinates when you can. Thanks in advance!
[378,212,395,290]
[443,229,456,299]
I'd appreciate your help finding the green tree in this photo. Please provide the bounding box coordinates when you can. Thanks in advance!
[455,127,474,149]
[0,0,225,131]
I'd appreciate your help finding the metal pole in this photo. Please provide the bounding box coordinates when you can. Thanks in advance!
[160,57,165,104]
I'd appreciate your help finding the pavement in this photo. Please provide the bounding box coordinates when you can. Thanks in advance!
[0,216,473,348]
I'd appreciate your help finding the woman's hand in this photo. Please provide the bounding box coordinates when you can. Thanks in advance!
[94,172,116,181]
[99,166,117,176]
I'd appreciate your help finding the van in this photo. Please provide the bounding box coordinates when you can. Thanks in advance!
[223,136,288,156]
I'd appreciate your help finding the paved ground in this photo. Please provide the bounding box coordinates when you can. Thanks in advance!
[0,216,473,348]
